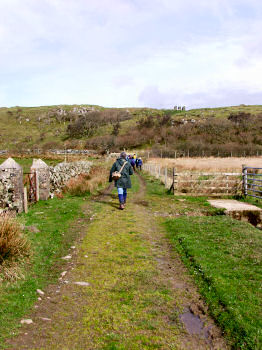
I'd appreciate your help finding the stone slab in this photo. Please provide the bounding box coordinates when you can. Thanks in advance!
[208,199,262,212]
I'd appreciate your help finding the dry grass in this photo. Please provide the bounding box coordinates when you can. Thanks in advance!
[64,165,108,196]
[0,214,30,281]
[148,157,262,172]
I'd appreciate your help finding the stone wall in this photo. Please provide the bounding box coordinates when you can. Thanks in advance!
[0,158,92,213]
[0,158,24,213]
[31,159,50,200]
[49,161,92,193]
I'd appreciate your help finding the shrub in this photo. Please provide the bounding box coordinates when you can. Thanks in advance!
[64,166,108,196]
[0,214,30,263]
[0,214,30,281]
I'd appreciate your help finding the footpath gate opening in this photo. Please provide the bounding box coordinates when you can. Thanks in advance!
[23,171,39,208]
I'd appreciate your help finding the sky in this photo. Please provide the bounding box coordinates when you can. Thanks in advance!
[0,0,262,109]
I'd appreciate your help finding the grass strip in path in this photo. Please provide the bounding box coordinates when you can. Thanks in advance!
[165,216,262,349]
[0,194,87,348]
[11,175,182,349]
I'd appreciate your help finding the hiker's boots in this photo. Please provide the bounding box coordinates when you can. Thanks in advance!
[119,203,125,210]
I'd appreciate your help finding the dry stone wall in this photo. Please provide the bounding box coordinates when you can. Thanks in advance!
[0,158,24,213]
[49,161,92,193]
[0,158,92,213]
[31,159,50,200]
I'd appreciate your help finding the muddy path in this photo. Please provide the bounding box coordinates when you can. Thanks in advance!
[6,174,228,350]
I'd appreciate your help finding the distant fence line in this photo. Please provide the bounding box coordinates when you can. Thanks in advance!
[0,149,95,156]
[148,149,262,159]
[143,163,243,196]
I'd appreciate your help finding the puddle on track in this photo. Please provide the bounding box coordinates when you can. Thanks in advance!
[180,309,210,340]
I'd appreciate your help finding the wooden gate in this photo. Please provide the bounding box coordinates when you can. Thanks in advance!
[23,171,39,204]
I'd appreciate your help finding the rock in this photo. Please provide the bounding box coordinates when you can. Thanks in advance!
[40,317,51,322]
[21,319,33,325]
[73,281,90,286]
[61,255,72,260]
[26,225,40,233]
[36,289,45,295]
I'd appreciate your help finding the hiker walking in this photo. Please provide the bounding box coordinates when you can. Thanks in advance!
[109,152,133,210]
[130,157,136,171]
[137,157,143,171]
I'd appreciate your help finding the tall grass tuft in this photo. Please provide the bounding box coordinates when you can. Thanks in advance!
[0,214,30,281]
[64,165,108,196]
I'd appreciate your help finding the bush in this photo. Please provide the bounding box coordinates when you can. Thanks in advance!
[0,214,30,281]
[0,215,30,263]
[64,166,108,196]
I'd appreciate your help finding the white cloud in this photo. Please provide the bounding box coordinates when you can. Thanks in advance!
[0,0,262,108]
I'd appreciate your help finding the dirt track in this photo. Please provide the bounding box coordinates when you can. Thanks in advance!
[6,174,228,350]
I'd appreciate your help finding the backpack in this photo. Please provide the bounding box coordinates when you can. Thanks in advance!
[112,161,127,181]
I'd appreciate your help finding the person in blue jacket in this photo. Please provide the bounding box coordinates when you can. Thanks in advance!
[137,157,143,171]
[109,152,133,210]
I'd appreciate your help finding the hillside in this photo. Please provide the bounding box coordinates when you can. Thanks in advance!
[0,104,262,156]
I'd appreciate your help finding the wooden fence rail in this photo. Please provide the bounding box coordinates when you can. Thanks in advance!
[144,163,242,196]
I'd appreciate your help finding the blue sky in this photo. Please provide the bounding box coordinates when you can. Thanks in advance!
[0,0,262,109]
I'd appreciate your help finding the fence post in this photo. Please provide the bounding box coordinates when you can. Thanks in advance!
[172,167,176,194]
[35,171,40,202]
[24,187,28,214]
[242,164,247,196]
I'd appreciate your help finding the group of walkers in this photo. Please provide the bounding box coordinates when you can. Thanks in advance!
[109,152,143,210]
[127,154,143,171]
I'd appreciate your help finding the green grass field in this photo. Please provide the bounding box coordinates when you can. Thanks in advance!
[139,173,262,349]
[0,194,86,347]
[164,211,262,349]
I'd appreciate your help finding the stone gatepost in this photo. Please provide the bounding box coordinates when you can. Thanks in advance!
[0,157,24,213]
[31,159,50,200]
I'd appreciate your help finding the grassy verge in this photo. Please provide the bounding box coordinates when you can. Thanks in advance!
[142,171,262,349]
[0,194,87,348]
[164,213,262,349]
